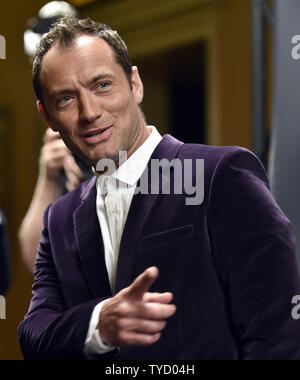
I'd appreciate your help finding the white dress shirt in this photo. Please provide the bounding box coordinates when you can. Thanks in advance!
[84,126,162,356]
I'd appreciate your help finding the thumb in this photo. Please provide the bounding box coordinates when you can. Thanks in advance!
[127,267,159,300]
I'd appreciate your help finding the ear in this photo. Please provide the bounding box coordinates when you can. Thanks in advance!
[37,101,58,132]
[131,66,144,105]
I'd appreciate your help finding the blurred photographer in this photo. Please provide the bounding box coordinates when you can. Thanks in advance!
[18,128,90,273]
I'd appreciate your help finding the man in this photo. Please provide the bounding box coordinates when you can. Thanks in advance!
[0,208,10,295]
[18,17,300,360]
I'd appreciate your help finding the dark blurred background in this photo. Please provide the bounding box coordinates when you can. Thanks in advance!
[0,0,267,359]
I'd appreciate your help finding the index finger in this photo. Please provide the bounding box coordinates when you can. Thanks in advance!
[127,267,159,300]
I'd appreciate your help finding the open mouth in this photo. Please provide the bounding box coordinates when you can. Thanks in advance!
[85,127,110,138]
[81,126,113,145]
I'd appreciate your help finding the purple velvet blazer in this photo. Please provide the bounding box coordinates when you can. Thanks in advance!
[18,134,300,360]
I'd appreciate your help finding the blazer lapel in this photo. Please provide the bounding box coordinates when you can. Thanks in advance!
[114,135,183,294]
[73,177,112,299]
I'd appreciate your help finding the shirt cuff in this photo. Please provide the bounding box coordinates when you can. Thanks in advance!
[84,299,116,356]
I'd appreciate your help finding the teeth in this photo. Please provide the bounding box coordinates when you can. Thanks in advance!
[87,130,103,137]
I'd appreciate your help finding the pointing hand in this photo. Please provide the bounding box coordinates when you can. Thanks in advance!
[98,267,177,347]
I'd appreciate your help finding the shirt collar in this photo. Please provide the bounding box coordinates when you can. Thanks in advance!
[97,126,162,190]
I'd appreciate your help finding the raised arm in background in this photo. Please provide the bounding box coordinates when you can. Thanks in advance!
[18,129,83,273]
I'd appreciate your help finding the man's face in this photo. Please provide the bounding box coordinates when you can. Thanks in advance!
[39,35,145,166]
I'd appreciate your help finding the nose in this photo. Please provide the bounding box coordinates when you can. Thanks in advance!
[79,91,101,125]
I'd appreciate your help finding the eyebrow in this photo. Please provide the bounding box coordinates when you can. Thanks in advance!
[88,72,115,86]
[49,72,116,100]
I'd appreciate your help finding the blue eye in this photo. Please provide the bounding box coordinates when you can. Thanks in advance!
[57,96,72,105]
[97,82,110,89]
[61,96,71,103]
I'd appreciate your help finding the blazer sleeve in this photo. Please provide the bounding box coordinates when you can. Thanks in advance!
[18,205,110,360]
[207,147,300,360]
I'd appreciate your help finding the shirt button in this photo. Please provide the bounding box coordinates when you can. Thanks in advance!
[111,205,118,214]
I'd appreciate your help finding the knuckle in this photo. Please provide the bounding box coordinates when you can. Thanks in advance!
[148,335,156,344]
[116,318,126,330]
[152,307,161,320]
[118,288,127,297]
[146,334,159,345]
[155,321,166,333]
[117,331,128,345]
[149,320,165,333]
[116,302,129,317]
[145,321,156,333]
[115,304,124,317]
